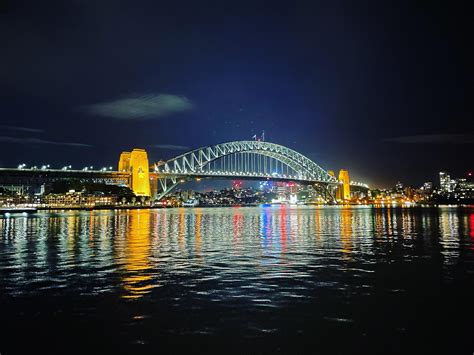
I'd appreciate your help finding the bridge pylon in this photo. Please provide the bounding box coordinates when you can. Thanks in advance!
[118,148,151,197]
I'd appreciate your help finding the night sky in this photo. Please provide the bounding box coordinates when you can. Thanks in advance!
[0,1,471,188]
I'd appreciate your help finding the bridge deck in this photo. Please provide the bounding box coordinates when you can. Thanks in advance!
[0,168,130,185]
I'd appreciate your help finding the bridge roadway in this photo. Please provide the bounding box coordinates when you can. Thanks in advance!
[0,168,130,186]
[0,168,337,186]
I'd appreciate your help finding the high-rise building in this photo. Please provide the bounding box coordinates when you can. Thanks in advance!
[439,171,451,192]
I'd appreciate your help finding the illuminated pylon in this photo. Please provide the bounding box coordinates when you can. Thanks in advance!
[118,149,151,197]
[337,169,350,201]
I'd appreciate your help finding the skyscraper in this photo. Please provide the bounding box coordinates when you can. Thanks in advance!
[439,171,451,192]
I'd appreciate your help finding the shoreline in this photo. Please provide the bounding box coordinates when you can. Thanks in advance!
[1,203,473,214]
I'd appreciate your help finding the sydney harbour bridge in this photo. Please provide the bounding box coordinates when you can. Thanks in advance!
[0,140,368,202]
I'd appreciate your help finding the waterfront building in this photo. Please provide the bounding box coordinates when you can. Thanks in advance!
[0,193,31,206]
[43,191,118,207]
[275,182,289,200]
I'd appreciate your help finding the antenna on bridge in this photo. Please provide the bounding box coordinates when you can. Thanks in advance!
[262,130,265,141]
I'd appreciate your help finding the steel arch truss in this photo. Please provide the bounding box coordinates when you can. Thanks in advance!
[154,140,337,199]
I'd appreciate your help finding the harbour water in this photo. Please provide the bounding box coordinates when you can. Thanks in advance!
[1,206,473,353]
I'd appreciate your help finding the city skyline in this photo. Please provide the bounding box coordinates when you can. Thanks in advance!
[0,1,471,188]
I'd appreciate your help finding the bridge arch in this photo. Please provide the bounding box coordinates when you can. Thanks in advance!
[153,140,337,199]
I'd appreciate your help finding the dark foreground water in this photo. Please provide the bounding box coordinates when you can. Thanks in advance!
[1,206,473,354]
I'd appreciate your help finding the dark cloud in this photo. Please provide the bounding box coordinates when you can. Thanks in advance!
[83,94,194,119]
[0,125,44,133]
[0,136,92,147]
[148,144,190,151]
[382,134,474,144]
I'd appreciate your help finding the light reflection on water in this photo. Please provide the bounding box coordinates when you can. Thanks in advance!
[1,207,473,297]
[1,206,473,351]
